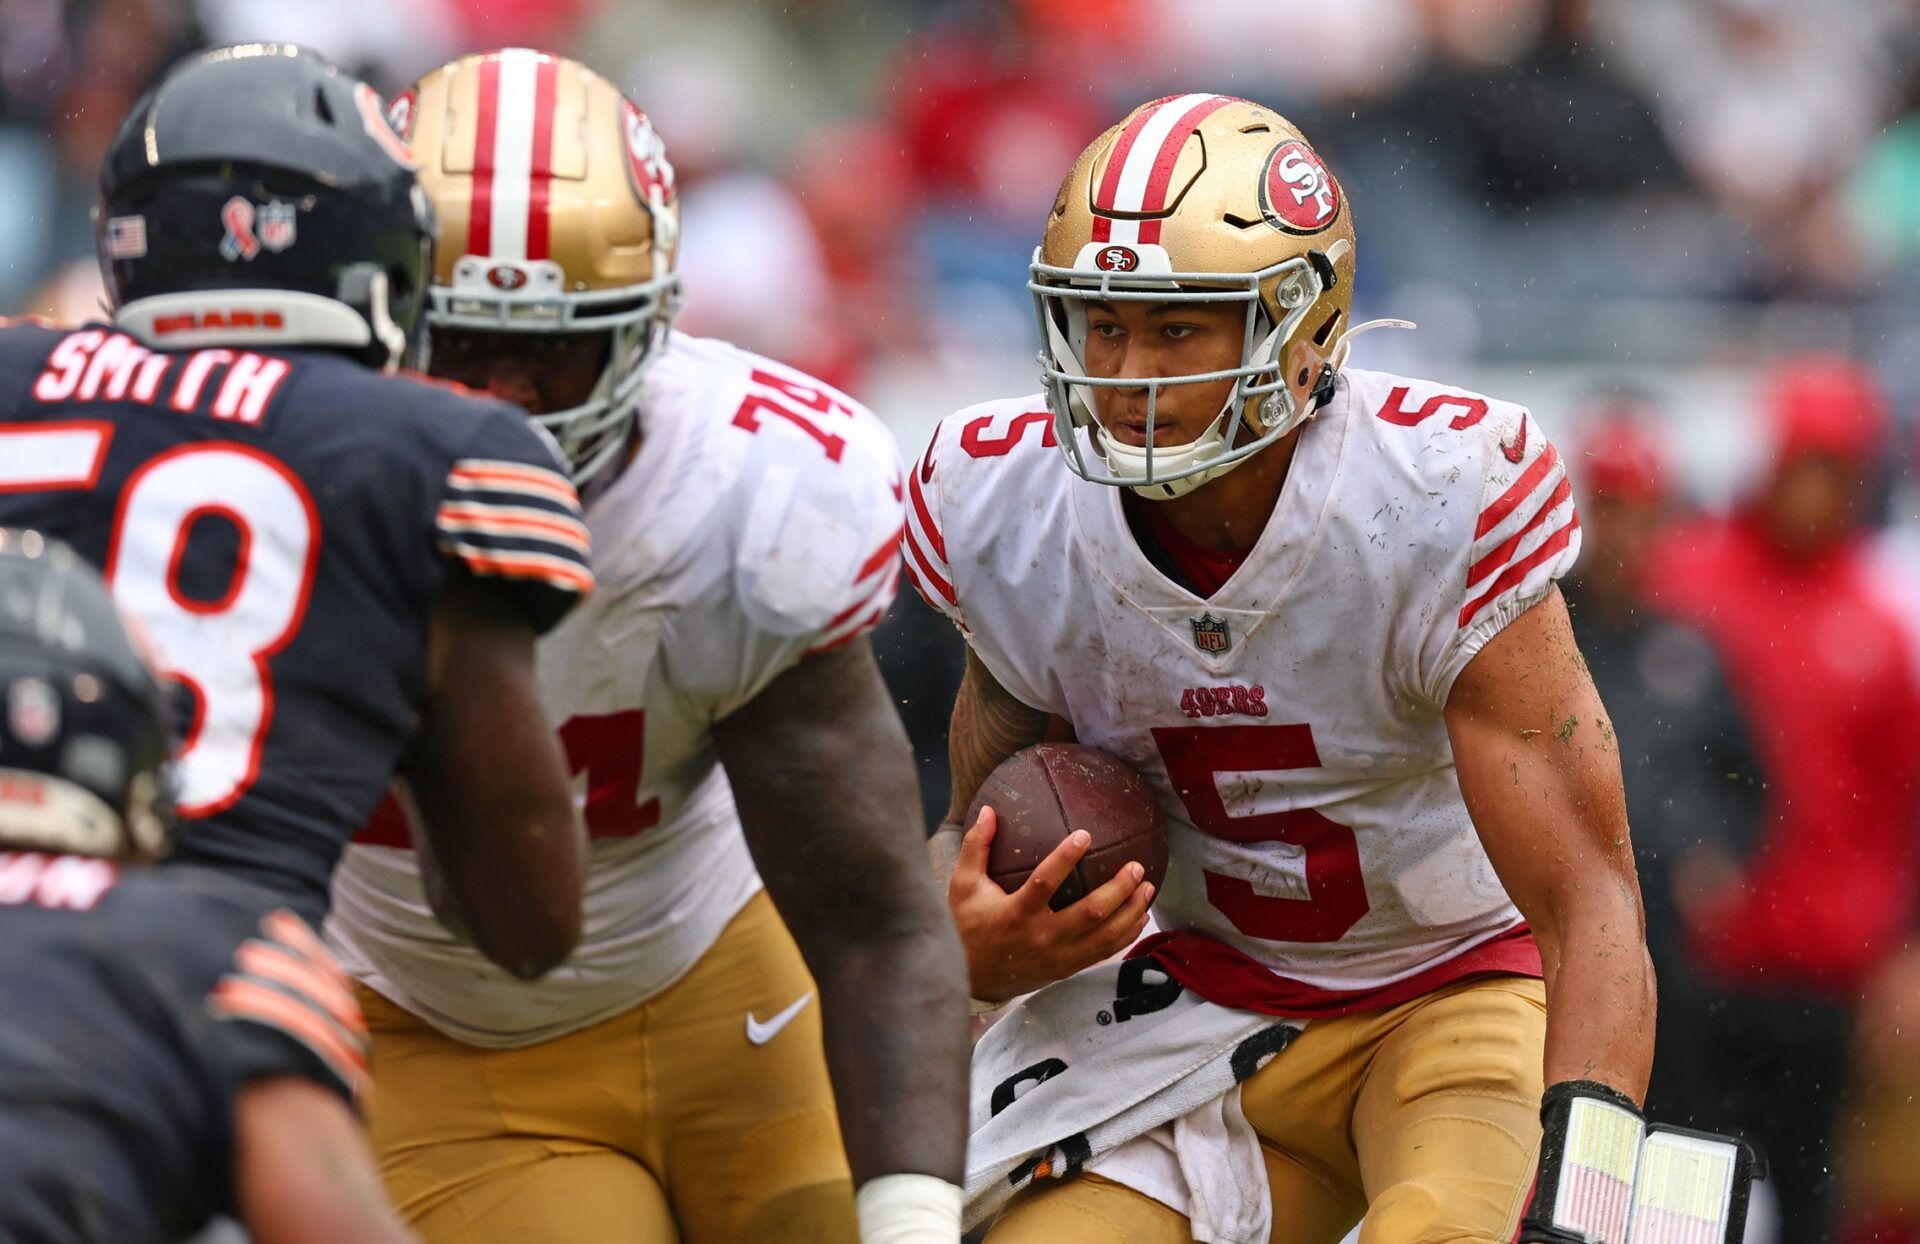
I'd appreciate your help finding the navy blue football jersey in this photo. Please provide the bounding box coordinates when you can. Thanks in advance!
[0,322,593,912]
[0,853,365,1243]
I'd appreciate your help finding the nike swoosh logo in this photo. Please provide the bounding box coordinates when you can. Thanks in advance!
[746,992,815,1045]
[1502,414,1529,464]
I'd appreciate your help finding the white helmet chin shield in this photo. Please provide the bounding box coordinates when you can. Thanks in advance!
[427,261,683,487]
[1031,241,1344,501]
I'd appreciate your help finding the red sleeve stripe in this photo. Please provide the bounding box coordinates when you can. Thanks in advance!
[235,940,367,1039]
[823,596,866,634]
[1467,475,1571,589]
[807,567,900,657]
[208,977,369,1098]
[448,461,580,507]
[907,465,948,563]
[902,521,956,605]
[445,541,595,594]
[805,603,888,657]
[1475,442,1560,539]
[855,523,904,585]
[1458,514,1581,629]
[437,503,591,554]
[817,558,902,641]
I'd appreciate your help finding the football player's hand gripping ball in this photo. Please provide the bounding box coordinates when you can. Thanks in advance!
[948,806,1156,1003]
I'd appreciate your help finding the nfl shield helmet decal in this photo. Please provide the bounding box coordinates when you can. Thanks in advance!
[7,676,59,747]
[219,198,297,262]
[1191,614,1232,654]
[257,201,297,253]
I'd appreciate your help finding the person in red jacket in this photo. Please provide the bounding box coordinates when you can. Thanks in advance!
[1647,355,1920,1240]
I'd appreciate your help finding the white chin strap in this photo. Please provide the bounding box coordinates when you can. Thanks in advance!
[362,271,408,374]
[1098,405,1237,500]
[1103,316,1417,502]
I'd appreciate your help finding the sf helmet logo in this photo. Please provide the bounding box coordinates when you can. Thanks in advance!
[622,100,679,257]
[1259,140,1340,233]
[1095,245,1140,273]
[486,265,529,291]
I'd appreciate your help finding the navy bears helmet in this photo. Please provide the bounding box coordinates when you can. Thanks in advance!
[0,530,174,860]
[96,43,433,372]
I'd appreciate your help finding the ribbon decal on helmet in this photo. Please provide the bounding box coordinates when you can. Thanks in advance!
[219,196,260,262]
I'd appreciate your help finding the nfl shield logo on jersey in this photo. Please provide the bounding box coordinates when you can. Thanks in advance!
[1191,614,1232,654]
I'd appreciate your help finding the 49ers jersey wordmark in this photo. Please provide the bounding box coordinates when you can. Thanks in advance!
[906,367,1579,1015]
[0,322,592,912]
[329,332,905,1046]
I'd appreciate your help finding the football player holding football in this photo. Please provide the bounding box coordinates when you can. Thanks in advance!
[0,532,412,1244]
[326,50,968,1243]
[0,46,591,975]
[909,95,1655,1241]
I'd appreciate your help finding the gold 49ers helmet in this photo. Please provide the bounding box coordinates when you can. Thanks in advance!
[1033,94,1366,499]
[394,49,682,484]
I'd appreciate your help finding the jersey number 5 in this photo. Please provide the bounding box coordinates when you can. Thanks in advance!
[1150,723,1370,943]
[0,426,319,817]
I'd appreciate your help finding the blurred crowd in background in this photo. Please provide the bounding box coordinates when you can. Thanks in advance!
[6,0,1920,1240]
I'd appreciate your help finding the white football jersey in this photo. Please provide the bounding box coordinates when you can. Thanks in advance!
[904,367,1578,1005]
[327,333,905,1047]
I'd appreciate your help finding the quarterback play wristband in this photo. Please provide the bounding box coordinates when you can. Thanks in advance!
[1626,1125,1762,1244]
[1519,1080,1645,1243]
[855,1173,963,1244]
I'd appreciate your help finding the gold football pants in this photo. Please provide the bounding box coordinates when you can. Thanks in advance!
[358,892,856,1243]
[987,975,1548,1244]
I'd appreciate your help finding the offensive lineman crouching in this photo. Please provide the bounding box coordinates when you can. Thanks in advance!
[327,50,969,1244]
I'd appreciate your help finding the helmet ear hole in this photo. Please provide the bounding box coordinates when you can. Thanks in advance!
[1313,311,1342,346]
[314,86,335,125]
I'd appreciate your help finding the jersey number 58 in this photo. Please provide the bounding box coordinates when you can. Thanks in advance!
[1,426,318,817]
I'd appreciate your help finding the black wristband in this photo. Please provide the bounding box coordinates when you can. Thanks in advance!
[1540,1078,1643,1126]
[1520,1080,1648,1242]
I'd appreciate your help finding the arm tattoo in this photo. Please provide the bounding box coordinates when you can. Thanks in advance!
[942,647,1052,832]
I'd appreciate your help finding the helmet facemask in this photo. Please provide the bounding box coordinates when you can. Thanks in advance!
[427,266,684,487]
[1032,248,1335,500]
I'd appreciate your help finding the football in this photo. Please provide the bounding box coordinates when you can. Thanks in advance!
[966,743,1169,910]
